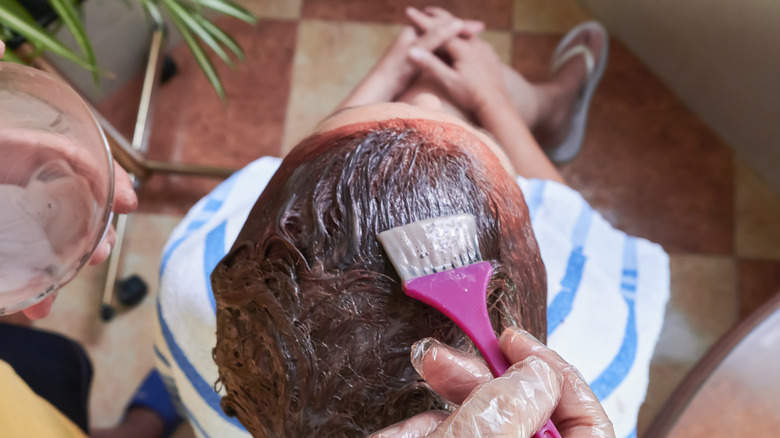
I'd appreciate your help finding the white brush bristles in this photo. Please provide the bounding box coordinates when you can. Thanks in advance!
[378,213,483,282]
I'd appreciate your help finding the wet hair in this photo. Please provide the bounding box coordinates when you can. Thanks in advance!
[212,119,547,437]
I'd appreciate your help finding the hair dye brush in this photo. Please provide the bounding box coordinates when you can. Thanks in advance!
[378,213,560,438]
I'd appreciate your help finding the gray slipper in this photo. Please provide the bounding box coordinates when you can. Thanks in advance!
[546,21,609,163]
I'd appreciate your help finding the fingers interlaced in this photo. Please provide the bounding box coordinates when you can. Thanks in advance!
[405,7,484,40]
[414,18,466,52]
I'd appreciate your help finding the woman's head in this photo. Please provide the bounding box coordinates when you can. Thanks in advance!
[212,102,547,437]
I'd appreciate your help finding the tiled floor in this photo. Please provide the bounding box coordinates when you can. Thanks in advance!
[33,0,780,435]
[34,213,182,427]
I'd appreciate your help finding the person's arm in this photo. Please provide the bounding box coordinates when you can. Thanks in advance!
[476,100,565,183]
[370,327,615,438]
[0,361,87,437]
[406,34,565,183]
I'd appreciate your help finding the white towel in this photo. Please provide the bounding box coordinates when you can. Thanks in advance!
[155,157,669,438]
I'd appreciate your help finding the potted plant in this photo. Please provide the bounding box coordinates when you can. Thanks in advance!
[0,0,254,98]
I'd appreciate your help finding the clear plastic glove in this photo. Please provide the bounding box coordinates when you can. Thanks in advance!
[369,327,615,438]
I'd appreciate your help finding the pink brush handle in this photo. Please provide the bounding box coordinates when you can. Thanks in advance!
[404,261,562,438]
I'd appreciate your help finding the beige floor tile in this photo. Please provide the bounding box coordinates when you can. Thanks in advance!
[666,255,738,348]
[736,159,780,260]
[513,0,593,33]
[282,21,402,153]
[481,30,513,64]
[35,213,183,428]
[120,214,184,292]
[638,254,738,433]
[637,360,693,435]
[235,0,302,20]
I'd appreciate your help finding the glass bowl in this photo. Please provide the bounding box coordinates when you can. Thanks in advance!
[0,61,114,315]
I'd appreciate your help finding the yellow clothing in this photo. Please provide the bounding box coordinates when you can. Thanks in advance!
[0,359,86,437]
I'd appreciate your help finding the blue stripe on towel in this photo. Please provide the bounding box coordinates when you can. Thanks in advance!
[590,236,639,401]
[160,173,239,276]
[527,179,546,222]
[204,221,227,313]
[547,202,593,334]
[154,344,171,367]
[157,300,245,429]
[624,428,637,438]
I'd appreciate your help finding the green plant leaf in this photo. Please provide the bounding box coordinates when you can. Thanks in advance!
[162,0,234,68]
[1,48,25,63]
[48,0,99,83]
[136,0,164,26]
[0,0,34,22]
[193,14,243,61]
[187,0,256,25]
[0,0,94,70]
[167,8,225,99]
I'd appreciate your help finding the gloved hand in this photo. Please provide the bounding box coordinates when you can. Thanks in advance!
[369,327,615,438]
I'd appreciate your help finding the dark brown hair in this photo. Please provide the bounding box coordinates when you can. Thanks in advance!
[212,119,546,437]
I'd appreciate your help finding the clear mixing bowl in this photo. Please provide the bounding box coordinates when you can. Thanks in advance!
[0,61,114,315]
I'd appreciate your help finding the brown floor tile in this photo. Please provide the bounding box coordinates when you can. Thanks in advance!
[236,0,302,19]
[96,72,144,141]
[512,35,735,254]
[738,259,780,319]
[513,0,593,33]
[98,18,297,215]
[137,174,220,216]
[301,0,513,30]
[736,159,780,260]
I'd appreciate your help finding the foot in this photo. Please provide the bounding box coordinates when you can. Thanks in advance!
[533,27,605,149]
[499,27,604,149]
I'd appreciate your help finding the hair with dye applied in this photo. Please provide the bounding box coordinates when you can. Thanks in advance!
[212,119,547,437]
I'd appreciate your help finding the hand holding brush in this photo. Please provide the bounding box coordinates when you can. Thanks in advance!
[370,327,615,438]
[378,214,612,438]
